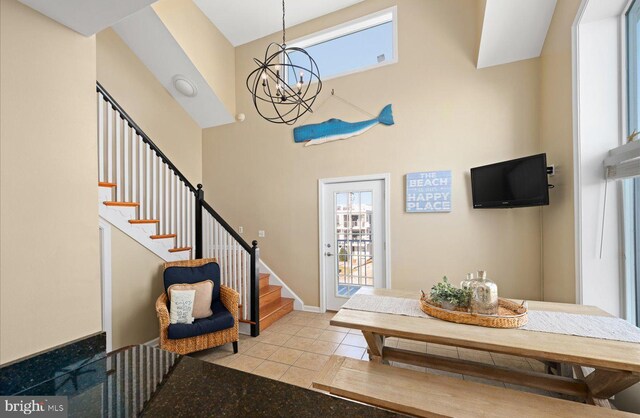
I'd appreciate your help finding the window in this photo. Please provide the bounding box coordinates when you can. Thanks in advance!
[286,7,397,83]
[625,0,640,326]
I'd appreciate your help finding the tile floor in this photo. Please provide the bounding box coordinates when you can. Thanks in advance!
[189,310,553,395]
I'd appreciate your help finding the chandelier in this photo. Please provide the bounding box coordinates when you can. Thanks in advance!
[246,0,322,125]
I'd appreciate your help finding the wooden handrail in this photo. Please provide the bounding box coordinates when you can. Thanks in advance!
[200,200,254,253]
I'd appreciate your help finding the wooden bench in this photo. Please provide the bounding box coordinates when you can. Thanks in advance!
[312,356,637,418]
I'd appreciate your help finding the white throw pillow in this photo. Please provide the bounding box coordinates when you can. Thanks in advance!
[169,289,195,325]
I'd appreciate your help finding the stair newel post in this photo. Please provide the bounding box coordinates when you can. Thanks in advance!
[194,184,204,259]
[250,240,260,337]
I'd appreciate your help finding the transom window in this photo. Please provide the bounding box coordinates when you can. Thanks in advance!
[286,7,397,84]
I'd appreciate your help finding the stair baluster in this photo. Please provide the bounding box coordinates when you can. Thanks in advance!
[97,82,260,336]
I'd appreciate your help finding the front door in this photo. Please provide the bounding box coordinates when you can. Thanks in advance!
[322,179,386,311]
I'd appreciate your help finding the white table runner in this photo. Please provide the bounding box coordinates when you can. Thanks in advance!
[341,294,640,344]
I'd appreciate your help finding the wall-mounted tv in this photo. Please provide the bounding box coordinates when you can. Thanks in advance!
[471,153,550,209]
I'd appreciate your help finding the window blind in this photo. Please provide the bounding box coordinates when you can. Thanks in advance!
[604,140,640,180]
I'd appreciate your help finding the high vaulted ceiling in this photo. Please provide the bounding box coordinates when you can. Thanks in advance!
[17,0,561,128]
[18,0,156,36]
[477,0,557,69]
[193,0,364,46]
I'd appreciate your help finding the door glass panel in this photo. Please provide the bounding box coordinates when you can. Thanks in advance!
[335,191,374,297]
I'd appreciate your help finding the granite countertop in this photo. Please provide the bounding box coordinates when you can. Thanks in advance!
[19,345,402,417]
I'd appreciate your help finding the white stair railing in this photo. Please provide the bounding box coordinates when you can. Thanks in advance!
[97,88,195,255]
[96,82,261,335]
[202,209,251,321]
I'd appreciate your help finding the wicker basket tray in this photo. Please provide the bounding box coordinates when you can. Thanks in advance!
[419,296,528,328]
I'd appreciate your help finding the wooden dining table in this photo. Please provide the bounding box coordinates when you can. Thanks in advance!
[330,287,640,409]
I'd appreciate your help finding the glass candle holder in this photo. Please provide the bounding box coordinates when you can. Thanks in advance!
[460,272,475,290]
[470,270,498,315]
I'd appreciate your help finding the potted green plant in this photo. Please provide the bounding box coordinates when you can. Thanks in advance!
[428,277,472,311]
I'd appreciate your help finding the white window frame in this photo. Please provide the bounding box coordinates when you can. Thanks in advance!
[288,6,398,83]
[622,0,639,325]
[573,0,629,319]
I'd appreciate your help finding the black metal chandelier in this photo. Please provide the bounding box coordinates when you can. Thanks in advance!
[246,0,322,125]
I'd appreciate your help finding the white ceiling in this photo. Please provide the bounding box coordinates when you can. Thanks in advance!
[113,7,234,128]
[18,0,156,36]
[193,0,364,47]
[477,0,557,69]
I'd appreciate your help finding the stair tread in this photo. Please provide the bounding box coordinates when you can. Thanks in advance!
[98,182,117,188]
[104,201,139,207]
[168,247,191,253]
[129,219,160,224]
[150,234,176,239]
[260,273,270,279]
[260,284,281,298]
[260,297,294,321]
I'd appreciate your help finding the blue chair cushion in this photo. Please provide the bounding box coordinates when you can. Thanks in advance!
[167,300,234,339]
[163,262,221,309]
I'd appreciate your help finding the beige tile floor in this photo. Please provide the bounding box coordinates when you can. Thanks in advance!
[189,310,552,395]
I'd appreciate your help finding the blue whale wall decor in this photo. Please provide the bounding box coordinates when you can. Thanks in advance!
[293,104,394,146]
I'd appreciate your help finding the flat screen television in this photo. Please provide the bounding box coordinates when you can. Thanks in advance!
[471,154,549,208]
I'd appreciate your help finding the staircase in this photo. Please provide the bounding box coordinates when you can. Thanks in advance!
[259,273,294,331]
[96,82,274,336]
[99,182,192,257]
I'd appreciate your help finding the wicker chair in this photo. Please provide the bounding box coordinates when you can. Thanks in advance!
[155,258,239,355]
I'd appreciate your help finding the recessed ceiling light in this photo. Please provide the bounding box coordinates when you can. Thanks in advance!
[172,75,197,97]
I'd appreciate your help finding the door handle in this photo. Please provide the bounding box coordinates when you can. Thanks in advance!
[324,252,334,257]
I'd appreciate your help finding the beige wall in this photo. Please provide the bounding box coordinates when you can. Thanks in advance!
[96,28,203,348]
[202,0,543,307]
[153,0,236,116]
[96,28,202,184]
[0,0,101,364]
[110,229,164,349]
[539,0,580,303]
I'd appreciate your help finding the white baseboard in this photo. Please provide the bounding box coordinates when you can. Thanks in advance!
[144,337,159,347]
[302,305,322,313]
[259,260,304,310]
[239,322,251,335]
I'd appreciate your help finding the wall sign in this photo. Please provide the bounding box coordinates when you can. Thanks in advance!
[406,171,452,213]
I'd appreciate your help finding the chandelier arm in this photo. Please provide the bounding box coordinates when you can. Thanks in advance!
[263,70,290,124]
[270,92,287,123]
[249,75,320,119]
[272,54,321,96]
[252,83,285,124]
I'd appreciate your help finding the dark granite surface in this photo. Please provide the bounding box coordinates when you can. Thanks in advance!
[0,332,106,396]
[141,353,399,418]
[16,344,401,417]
